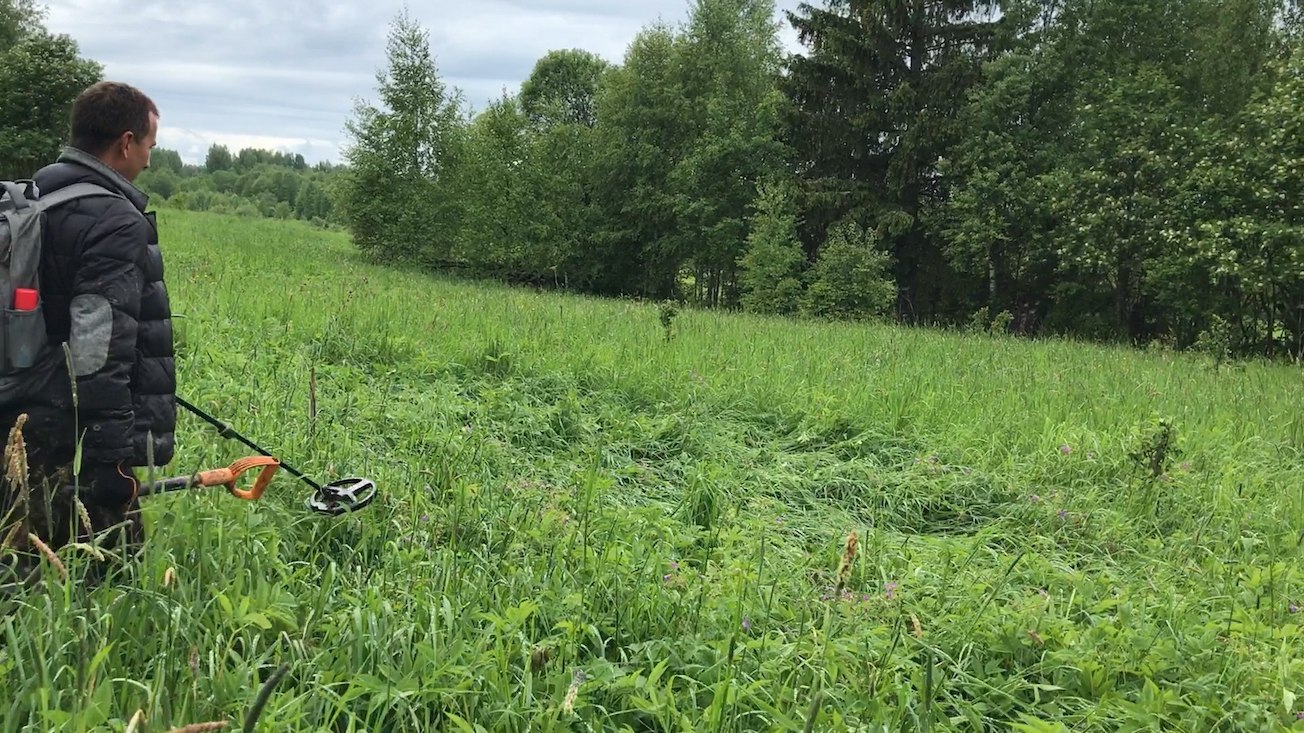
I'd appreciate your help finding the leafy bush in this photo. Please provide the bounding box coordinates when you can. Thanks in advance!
[801,219,896,320]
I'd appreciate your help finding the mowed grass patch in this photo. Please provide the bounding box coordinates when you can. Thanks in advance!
[1,208,1300,731]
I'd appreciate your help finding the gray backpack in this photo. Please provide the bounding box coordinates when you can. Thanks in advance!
[0,179,125,376]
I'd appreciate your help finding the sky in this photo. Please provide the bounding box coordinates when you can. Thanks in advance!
[41,0,808,167]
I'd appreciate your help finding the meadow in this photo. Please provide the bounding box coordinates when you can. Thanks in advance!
[1,209,1301,731]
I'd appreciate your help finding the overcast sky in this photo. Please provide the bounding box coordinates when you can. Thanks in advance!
[41,0,806,166]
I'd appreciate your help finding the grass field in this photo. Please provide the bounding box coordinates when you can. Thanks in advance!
[2,209,1302,731]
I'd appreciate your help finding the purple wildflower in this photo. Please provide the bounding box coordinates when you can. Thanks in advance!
[1060,444,1072,456]
[741,617,751,631]
[884,581,898,600]
[663,574,672,583]
[1029,494,1042,504]
[420,514,429,523]
[1289,602,1299,614]
[1057,509,1068,520]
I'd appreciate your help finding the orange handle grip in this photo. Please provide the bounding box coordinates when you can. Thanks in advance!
[193,455,281,500]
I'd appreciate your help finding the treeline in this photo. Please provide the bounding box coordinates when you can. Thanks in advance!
[340,1,1304,360]
[1,2,345,229]
[6,0,1301,359]
[135,145,346,228]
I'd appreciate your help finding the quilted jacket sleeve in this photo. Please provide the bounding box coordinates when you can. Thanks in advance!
[66,203,149,464]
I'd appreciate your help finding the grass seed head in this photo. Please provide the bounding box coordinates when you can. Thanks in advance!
[530,645,550,672]
[834,530,858,593]
[27,533,66,581]
[3,415,29,510]
[74,495,94,537]
[65,542,106,562]
[563,669,585,714]
[1,415,36,552]
[165,723,229,732]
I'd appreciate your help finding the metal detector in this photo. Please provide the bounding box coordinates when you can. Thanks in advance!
[164,396,378,515]
[123,454,376,516]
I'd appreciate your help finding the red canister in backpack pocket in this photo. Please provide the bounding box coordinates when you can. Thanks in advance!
[12,288,38,311]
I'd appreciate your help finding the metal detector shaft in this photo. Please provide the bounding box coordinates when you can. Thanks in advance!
[177,396,324,492]
[137,474,200,496]
[67,456,282,502]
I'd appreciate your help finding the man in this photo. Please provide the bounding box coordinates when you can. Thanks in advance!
[0,81,176,583]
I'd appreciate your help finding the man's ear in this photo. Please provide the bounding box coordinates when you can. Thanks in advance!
[115,131,135,158]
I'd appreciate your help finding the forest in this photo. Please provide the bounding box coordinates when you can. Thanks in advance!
[4,0,1302,359]
[133,146,346,229]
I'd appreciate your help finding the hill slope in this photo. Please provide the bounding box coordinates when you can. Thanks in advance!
[3,210,1302,731]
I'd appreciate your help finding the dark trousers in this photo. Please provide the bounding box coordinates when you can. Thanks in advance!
[0,437,144,590]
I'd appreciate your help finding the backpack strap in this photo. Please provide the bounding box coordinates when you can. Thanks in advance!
[1,181,33,210]
[35,182,125,210]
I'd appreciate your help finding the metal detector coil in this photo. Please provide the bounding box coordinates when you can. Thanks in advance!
[306,477,378,516]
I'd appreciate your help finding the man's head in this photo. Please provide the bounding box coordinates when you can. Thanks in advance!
[69,81,159,182]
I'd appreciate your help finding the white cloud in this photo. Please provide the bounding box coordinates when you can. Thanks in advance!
[41,0,806,166]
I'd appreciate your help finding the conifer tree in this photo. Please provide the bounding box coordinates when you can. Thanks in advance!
[782,0,1003,321]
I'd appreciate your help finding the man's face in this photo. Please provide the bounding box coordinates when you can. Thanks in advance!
[115,112,158,182]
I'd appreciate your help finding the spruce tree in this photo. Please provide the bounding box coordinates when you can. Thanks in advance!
[782,0,1003,322]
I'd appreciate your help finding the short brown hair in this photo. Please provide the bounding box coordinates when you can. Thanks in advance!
[69,81,159,155]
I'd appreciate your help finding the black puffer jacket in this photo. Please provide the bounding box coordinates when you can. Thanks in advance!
[0,147,176,469]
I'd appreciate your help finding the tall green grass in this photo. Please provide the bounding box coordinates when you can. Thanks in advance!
[1,209,1300,731]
